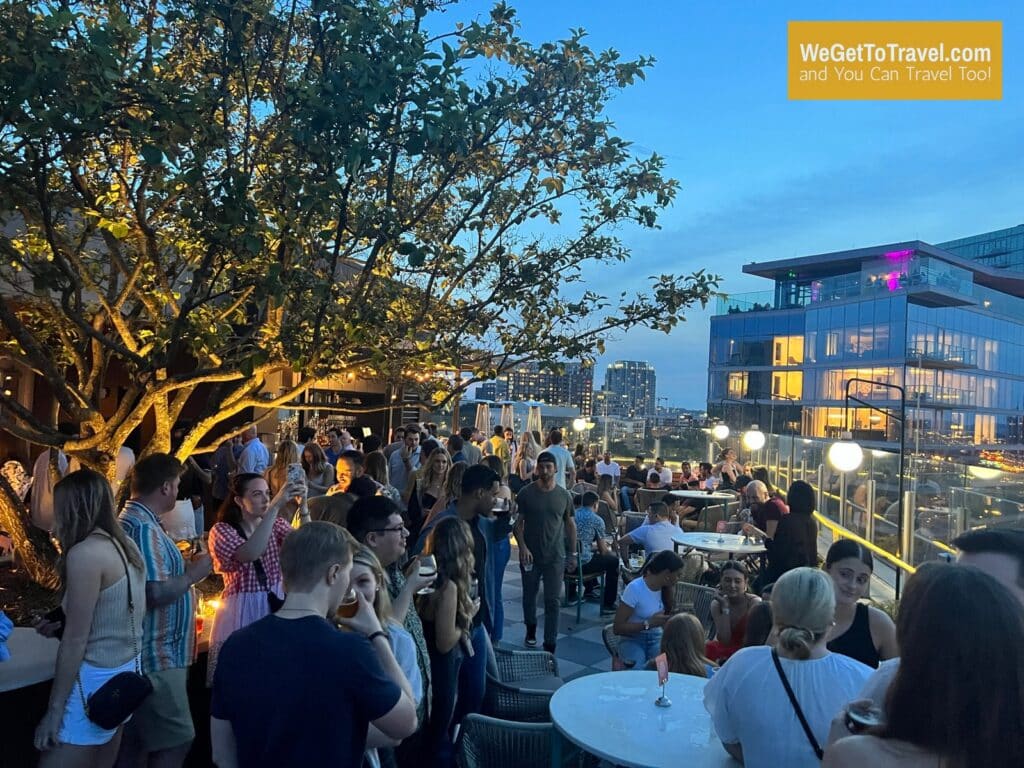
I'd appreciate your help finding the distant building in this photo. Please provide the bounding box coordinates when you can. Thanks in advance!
[706,224,1024,453]
[604,360,657,418]
[477,361,593,416]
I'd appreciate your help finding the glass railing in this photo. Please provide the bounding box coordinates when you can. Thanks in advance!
[906,344,977,367]
[905,385,976,407]
[747,433,1024,597]
[715,291,775,315]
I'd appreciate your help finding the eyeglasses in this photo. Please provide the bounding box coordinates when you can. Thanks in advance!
[370,525,408,534]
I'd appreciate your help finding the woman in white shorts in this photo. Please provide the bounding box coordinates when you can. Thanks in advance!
[33,468,146,767]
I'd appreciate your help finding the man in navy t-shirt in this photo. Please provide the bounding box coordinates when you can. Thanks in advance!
[211,522,417,767]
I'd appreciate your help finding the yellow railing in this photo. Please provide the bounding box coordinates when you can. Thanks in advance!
[813,512,917,576]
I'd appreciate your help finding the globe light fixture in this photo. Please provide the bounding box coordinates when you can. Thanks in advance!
[711,423,730,441]
[828,432,864,472]
[742,424,765,451]
[572,417,587,432]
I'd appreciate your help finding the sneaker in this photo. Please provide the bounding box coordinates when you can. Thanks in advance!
[524,626,537,647]
[600,605,617,616]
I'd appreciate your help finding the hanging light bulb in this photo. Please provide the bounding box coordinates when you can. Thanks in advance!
[711,423,730,441]
[828,431,864,472]
[742,424,765,451]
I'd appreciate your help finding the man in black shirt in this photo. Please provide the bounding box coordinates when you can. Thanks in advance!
[620,455,647,511]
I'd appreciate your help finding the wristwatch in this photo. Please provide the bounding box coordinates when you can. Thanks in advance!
[642,619,650,631]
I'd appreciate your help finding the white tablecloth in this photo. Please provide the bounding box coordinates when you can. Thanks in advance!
[672,532,766,556]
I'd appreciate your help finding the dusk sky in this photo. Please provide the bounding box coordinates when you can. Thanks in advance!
[447,1,1023,408]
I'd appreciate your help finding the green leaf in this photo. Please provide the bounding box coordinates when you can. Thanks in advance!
[540,176,564,194]
[396,242,416,255]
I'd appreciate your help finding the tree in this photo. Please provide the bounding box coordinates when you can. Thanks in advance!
[0,0,717,581]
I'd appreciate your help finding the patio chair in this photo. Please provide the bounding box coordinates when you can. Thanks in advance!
[596,501,617,536]
[671,582,718,638]
[493,647,560,684]
[623,512,646,534]
[457,714,555,768]
[483,674,555,722]
[602,623,635,670]
[572,482,598,496]
[562,540,586,624]
[633,488,662,515]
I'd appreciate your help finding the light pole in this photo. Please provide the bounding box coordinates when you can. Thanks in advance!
[828,376,907,595]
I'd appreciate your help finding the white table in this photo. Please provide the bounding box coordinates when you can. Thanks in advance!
[548,670,739,768]
[672,532,767,557]
[0,627,59,693]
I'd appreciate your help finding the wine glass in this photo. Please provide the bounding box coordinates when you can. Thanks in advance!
[417,554,437,595]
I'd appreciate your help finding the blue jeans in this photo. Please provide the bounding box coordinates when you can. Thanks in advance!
[452,625,493,728]
[620,486,635,511]
[427,642,463,768]
[619,627,663,668]
[488,537,511,641]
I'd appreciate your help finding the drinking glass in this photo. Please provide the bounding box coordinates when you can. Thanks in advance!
[417,554,437,595]
[337,588,359,619]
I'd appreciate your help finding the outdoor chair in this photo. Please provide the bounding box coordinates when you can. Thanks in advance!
[572,482,598,496]
[482,674,555,722]
[633,488,662,514]
[562,541,586,624]
[493,647,561,687]
[596,501,617,537]
[623,512,646,534]
[457,714,555,768]
[602,623,635,670]
[671,582,718,639]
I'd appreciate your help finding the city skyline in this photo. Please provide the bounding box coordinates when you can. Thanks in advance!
[448,0,1023,408]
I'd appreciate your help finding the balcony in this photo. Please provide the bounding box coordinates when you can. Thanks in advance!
[907,385,976,408]
[906,345,978,370]
[715,291,776,315]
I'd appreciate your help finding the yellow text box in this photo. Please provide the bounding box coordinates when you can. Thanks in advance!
[788,21,1002,100]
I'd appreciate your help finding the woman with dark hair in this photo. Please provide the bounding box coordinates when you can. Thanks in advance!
[824,540,897,668]
[613,550,685,668]
[419,516,479,768]
[823,563,1024,767]
[706,560,761,664]
[705,568,872,767]
[33,469,146,766]
[745,480,819,586]
[597,473,619,515]
[742,601,774,647]
[654,613,717,678]
[363,451,401,504]
[206,472,303,683]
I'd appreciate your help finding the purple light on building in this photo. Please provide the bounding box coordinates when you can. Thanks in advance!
[884,249,913,260]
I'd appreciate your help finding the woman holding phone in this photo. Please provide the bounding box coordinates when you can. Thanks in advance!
[207,472,304,683]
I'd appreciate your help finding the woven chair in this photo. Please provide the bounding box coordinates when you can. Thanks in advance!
[602,623,636,670]
[623,512,646,534]
[493,647,560,683]
[572,482,599,496]
[482,674,555,722]
[671,581,718,638]
[596,501,617,537]
[633,488,662,515]
[457,714,555,768]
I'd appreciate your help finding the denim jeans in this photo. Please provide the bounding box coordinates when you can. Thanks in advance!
[619,627,663,668]
[521,556,564,646]
[620,486,635,511]
[488,537,511,641]
[452,624,493,728]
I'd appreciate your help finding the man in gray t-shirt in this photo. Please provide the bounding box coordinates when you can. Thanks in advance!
[515,451,577,652]
[543,429,576,489]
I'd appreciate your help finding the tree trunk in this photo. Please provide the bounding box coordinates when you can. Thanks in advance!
[0,473,59,589]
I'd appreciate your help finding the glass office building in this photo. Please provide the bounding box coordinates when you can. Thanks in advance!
[707,225,1024,456]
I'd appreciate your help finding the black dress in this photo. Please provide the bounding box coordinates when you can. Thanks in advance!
[764,512,818,583]
[827,603,881,668]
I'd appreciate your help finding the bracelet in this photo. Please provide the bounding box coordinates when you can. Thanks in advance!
[367,630,390,644]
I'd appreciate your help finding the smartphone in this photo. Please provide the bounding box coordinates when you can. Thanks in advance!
[286,462,306,486]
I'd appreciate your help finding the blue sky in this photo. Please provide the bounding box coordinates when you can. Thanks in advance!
[444,1,1023,408]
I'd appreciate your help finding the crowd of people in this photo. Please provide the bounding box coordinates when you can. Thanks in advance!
[18,420,1024,767]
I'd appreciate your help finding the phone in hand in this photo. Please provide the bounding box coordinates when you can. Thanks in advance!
[286,462,306,487]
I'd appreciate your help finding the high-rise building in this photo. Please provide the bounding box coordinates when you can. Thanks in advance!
[603,360,657,418]
[478,361,593,415]
[706,224,1024,452]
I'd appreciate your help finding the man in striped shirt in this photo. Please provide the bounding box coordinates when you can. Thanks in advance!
[119,454,212,768]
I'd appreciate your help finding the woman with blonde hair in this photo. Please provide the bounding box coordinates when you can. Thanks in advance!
[301,441,335,496]
[423,461,467,529]
[364,451,401,504]
[653,613,717,678]
[265,440,300,496]
[512,430,539,486]
[33,469,146,767]
[419,517,479,767]
[705,567,873,767]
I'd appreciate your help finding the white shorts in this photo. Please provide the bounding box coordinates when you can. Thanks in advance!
[58,656,140,746]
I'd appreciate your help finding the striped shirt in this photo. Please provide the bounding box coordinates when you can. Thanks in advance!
[119,500,196,672]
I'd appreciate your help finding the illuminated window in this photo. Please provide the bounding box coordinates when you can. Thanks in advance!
[771,371,802,400]
[772,335,805,366]
[727,372,748,399]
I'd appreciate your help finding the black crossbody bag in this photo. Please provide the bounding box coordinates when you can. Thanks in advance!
[77,542,153,729]
[771,648,824,761]
[228,521,284,613]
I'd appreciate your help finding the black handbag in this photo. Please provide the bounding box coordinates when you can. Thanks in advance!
[77,540,153,729]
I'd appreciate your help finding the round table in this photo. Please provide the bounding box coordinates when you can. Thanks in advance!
[672,532,767,557]
[548,670,739,768]
[0,627,59,693]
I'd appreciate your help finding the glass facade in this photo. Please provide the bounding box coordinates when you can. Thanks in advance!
[707,226,1024,454]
